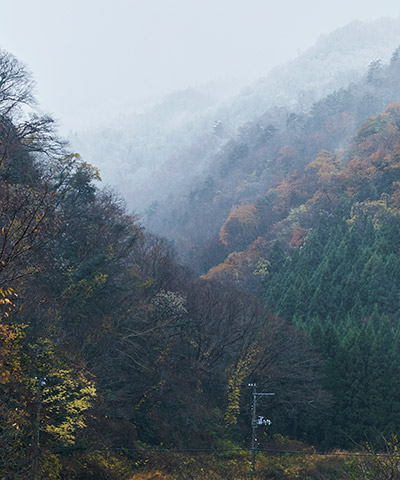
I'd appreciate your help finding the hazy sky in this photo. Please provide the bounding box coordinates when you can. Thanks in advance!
[1,0,400,133]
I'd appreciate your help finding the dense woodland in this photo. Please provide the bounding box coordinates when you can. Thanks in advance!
[73,18,400,219]
[3,40,400,479]
[0,49,325,479]
[154,48,400,271]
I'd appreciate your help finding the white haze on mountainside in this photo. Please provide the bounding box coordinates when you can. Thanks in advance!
[70,17,400,218]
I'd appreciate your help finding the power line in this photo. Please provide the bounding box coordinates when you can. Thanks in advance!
[88,446,400,458]
[261,449,400,458]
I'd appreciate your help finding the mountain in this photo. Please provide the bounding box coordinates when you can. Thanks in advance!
[0,47,325,478]
[232,17,400,118]
[144,46,400,272]
[260,103,400,447]
[70,17,400,219]
[5,25,400,476]
[69,81,240,212]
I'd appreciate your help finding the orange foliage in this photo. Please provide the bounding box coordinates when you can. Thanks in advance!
[219,204,258,246]
[212,105,400,288]
[345,108,400,199]
[230,204,257,225]
[306,151,341,174]
[247,235,267,254]
[0,322,22,384]
[270,151,342,217]
[269,173,312,216]
[290,228,308,247]
[205,251,244,281]
[384,101,400,119]
[206,236,270,287]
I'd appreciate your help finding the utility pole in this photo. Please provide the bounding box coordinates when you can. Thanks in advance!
[32,377,46,480]
[248,383,274,478]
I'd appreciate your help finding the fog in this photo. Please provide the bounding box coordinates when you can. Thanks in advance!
[1,0,400,133]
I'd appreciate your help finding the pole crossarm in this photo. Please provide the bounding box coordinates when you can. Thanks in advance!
[249,384,275,478]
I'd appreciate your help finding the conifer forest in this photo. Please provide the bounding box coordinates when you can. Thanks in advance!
[3,15,400,480]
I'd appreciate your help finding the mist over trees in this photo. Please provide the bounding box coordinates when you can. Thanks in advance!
[0,48,327,478]
[70,17,400,224]
[3,14,400,480]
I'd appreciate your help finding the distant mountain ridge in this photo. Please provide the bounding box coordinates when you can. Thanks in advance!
[239,17,400,116]
[145,42,400,274]
[70,16,400,218]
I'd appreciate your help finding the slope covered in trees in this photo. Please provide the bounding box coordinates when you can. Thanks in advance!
[0,50,329,479]
[202,97,400,447]
[71,18,400,224]
[4,27,400,480]
[262,104,400,447]
[137,42,400,278]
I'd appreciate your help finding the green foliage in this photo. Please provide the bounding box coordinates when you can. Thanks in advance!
[264,219,400,446]
[38,451,62,480]
[344,435,400,480]
[77,450,134,480]
[4,39,400,480]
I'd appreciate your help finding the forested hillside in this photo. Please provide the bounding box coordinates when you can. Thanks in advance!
[71,18,400,221]
[160,45,400,276]
[205,93,400,447]
[4,26,400,480]
[0,50,328,479]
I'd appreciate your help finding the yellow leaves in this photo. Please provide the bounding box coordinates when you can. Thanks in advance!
[138,279,153,289]
[65,272,108,305]
[43,368,97,446]
[0,298,13,305]
[0,318,24,384]
[0,287,18,320]
[349,198,400,226]
[107,243,114,260]
[225,348,258,428]
[157,344,172,363]
[83,451,133,479]
[135,381,166,411]
[0,287,15,297]
[253,258,270,277]
[37,452,62,480]
[94,273,108,285]
[0,369,12,384]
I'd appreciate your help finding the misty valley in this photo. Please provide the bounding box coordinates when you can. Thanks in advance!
[3,16,400,480]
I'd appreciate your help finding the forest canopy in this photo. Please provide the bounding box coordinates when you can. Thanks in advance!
[0,49,326,479]
[2,38,400,479]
